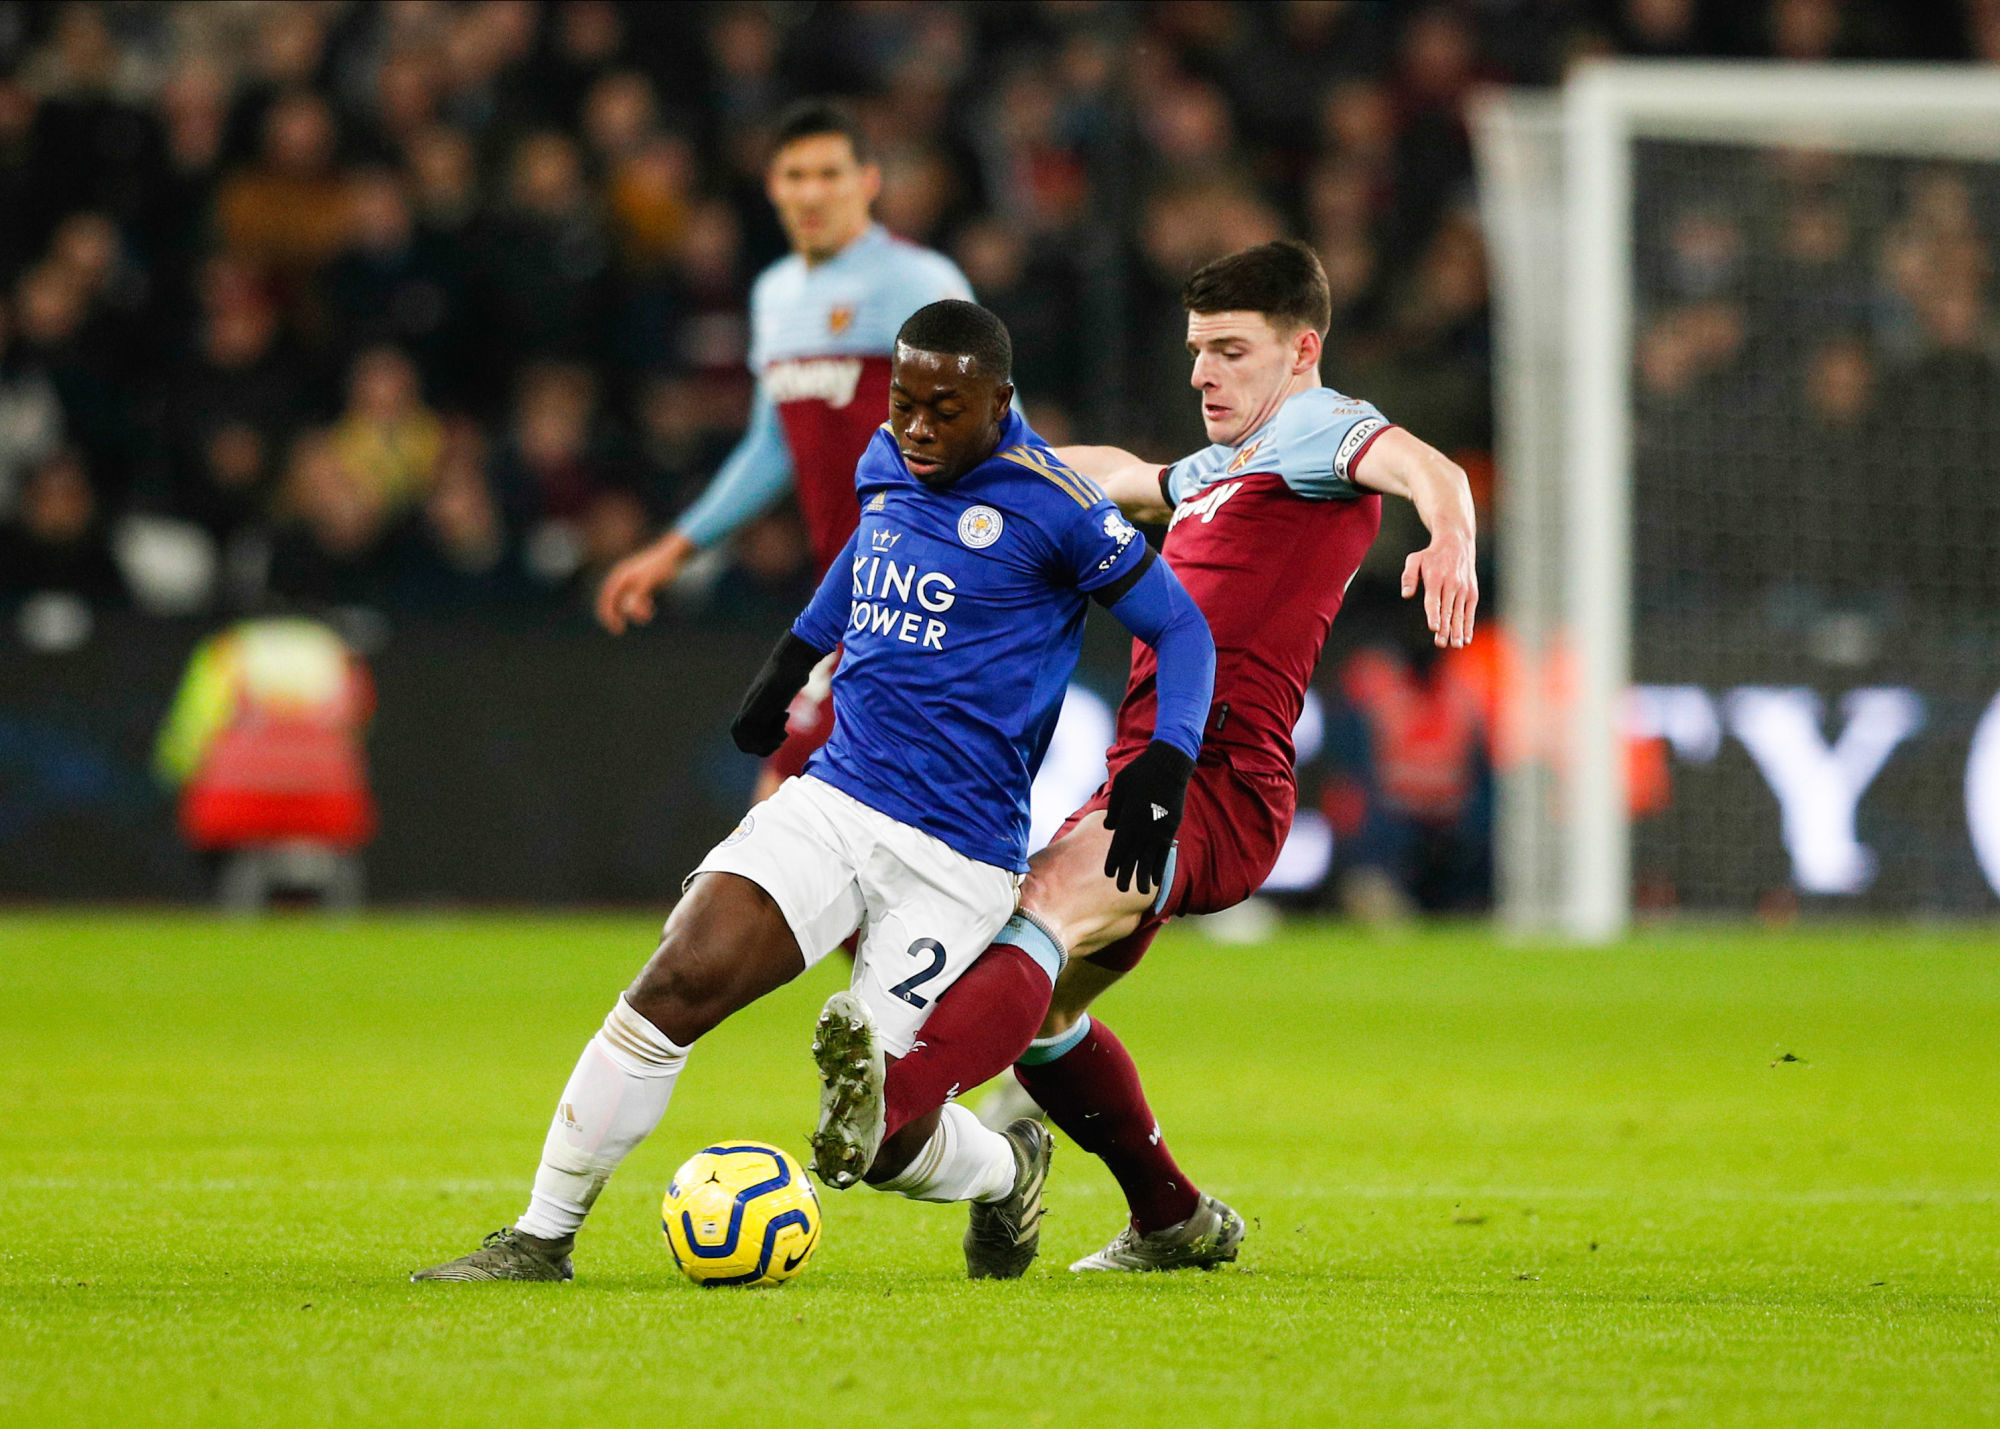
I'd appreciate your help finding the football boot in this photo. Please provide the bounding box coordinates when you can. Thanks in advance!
[1069,1193,1245,1272]
[963,1117,1054,1280]
[410,1227,574,1282]
[809,990,885,1190]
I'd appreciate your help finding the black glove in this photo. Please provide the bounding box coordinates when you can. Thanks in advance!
[732,631,830,757]
[1102,740,1195,896]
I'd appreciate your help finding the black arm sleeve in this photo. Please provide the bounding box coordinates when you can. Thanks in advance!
[731,630,832,757]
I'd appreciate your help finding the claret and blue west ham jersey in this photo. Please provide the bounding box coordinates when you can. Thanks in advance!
[675,224,972,573]
[1110,385,1391,779]
[790,410,1158,872]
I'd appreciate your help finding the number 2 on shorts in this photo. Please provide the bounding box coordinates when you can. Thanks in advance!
[888,938,948,1008]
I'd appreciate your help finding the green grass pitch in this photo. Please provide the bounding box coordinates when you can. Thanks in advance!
[4,912,1997,1426]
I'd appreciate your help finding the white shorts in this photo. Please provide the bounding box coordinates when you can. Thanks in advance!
[688,775,1021,1056]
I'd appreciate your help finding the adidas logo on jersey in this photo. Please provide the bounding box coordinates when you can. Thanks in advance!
[766,357,865,409]
[1151,803,1168,821]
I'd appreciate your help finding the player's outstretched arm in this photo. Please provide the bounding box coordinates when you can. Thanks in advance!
[596,528,698,634]
[1097,553,1215,894]
[1351,426,1478,649]
[1055,446,1174,526]
[730,528,854,755]
[597,385,796,634]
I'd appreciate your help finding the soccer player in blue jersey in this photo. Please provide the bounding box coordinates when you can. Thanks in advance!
[413,302,1215,1283]
[597,101,972,792]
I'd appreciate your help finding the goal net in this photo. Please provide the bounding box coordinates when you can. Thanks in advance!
[1473,64,2000,939]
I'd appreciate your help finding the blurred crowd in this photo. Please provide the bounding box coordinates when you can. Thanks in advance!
[2,0,1996,634]
[1632,144,2000,626]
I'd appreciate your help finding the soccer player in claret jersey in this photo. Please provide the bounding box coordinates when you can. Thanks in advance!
[597,100,973,787]
[413,301,1215,1283]
[814,240,1479,1272]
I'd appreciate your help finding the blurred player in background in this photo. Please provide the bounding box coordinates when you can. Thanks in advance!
[414,303,1215,1283]
[597,99,972,790]
[840,240,1479,1272]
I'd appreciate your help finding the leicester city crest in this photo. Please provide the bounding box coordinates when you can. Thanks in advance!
[958,505,1003,549]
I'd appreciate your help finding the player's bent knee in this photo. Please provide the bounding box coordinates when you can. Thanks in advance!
[1033,955,1121,1041]
[1022,820,1153,958]
[628,872,807,1040]
[1035,1003,1082,1041]
[625,936,767,1043]
[624,950,724,1040]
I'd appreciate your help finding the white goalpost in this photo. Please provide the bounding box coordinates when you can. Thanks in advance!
[1474,63,2000,941]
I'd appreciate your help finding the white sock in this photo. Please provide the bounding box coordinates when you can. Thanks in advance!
[515,995,688,1240]
[874,1103,1018,1205]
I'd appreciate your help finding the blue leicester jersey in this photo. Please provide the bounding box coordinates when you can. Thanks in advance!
[791,410,1152,872]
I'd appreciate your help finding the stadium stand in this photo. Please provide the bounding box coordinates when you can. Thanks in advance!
[1,0,1993,908]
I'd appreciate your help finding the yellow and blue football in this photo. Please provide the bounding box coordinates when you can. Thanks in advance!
[661,1141,822,1287]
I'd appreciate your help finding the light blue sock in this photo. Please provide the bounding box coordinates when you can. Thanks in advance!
[1016,1013,1091,1066]
[990,910,1065,986]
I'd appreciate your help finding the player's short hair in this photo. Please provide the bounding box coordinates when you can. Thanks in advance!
[896,300,1013,382]
[770,98,871,165]
[1181,239,1333,338]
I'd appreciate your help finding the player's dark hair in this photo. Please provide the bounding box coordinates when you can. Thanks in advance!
[770,98,871,164]
[1181,239,1333,338]
[896,300,1013,382]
